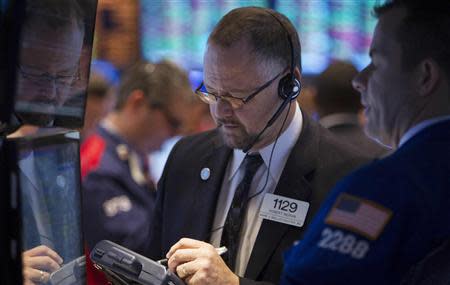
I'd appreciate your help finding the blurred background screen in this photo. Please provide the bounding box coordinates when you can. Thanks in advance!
[139,0,377,75]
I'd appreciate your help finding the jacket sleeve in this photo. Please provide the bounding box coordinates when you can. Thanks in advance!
[82,174,153,254]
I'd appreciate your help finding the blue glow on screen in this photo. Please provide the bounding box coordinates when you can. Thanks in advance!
[140,0,377,74]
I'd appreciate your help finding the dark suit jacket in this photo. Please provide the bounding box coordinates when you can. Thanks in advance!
[147,114,370,285]
[281,119,450,285]
[319,113,389,158]
[401,239,450,285]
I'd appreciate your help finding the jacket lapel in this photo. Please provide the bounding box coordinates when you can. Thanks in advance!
[245,114,319,279]
[189,132,232,241]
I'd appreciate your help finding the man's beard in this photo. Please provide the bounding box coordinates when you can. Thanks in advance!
[217,121,258,150]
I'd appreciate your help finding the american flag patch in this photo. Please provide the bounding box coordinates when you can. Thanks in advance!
[325,193,392,240]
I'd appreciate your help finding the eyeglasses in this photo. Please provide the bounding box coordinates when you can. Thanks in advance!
[195,69,285,109]
[17,63,81,87]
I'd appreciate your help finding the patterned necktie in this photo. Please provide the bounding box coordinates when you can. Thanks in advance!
[221,153,264,271]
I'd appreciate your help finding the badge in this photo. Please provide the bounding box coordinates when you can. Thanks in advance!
[259,193,309,227]
[103,195,132,217]
[116,144,129,160]
[200,167,210,181]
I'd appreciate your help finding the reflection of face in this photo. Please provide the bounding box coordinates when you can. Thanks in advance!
[352,7,415,146]
[16,18,84,118]
[204,41,284,149]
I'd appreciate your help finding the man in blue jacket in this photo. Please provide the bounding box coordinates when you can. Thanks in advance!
[281,1,450,284]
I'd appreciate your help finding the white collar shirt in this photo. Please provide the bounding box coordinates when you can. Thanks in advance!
[210,102,303,276]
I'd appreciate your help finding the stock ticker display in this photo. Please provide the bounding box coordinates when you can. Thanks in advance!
[140,0,377,74]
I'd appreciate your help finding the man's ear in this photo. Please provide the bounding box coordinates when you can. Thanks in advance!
[294,66,302,82]
[126,90,146,109]
[417,59,440,96]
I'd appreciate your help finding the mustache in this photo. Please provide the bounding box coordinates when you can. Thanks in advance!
[216,118,241,127]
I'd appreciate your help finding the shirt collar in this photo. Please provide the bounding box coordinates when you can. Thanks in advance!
[229,102,303,182]
[399,115,450,147]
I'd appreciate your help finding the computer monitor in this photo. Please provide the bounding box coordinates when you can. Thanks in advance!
[1,1,25,284]
[0,138,22,285]
[12,129,85,285]
[0,0,23,134]
[14,0,97,128]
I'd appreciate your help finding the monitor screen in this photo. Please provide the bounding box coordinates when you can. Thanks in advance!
[14,130,85,284]
[14,0,97,128]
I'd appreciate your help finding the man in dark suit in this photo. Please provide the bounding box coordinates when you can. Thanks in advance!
[282,1,450,284]
[147,7,369,285]
[313,60,388,157]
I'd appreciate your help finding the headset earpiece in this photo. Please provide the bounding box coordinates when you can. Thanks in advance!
[278,74,301,100]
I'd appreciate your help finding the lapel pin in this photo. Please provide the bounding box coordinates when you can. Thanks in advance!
[200,167,210,181]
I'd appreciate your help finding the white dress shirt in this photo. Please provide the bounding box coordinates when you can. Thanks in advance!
[19,152,55,249]
[210,103,303,276]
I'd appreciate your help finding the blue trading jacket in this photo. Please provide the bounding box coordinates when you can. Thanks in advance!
[82,126,156,255]
[281,120,450,285]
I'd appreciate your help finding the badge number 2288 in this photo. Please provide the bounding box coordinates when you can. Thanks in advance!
[259,193,309,227]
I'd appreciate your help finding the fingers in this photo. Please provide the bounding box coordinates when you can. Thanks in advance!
[167,248,199,270]
[176,257,238,285]
[23,245,63,265]
[176,258,207,280]
[166,238,211,258]
[166,238,238,285]
[24,255,61,272]
[23,267,50,284]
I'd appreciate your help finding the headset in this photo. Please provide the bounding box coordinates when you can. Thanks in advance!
[242,9,302,153]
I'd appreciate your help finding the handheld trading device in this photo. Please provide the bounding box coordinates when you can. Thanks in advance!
[90,240,185,285]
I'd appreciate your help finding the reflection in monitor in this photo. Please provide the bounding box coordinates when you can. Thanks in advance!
[15,130,85,284]
[14,0,97,128]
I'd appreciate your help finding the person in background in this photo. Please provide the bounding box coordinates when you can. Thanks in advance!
[82,59,194,254]
[146,7,370,285]
[281,1,450,284]
[313,60,388,157]
[80,60,118,179]
[80,60,119,141]
[148,71,215,183]
[82,59,194,284]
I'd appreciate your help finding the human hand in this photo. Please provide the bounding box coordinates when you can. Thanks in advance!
[166,238,239,285]
[22,245,63,285]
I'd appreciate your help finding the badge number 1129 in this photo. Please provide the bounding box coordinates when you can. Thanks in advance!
[259,193,309,227]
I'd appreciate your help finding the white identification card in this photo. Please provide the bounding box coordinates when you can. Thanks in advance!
[259,193,309,227]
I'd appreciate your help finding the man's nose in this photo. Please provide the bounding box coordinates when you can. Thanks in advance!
[215,97,234,118]
[38,79,58,101]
